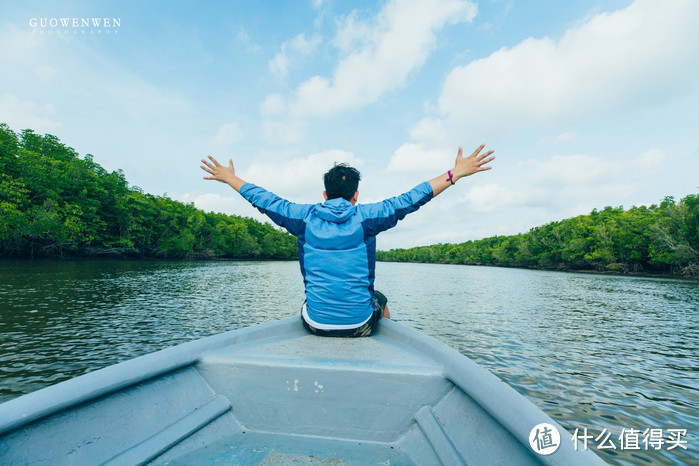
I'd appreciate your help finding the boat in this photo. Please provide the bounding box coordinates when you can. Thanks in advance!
[0,317,603,465]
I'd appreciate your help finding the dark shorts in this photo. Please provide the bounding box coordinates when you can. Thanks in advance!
[301,290,388,338]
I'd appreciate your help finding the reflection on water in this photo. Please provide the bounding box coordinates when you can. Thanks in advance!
[0,259,697,465]
[0,260,304,400]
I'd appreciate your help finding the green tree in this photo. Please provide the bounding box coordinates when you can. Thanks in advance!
[0,124,299,260]
[378,194,698,277]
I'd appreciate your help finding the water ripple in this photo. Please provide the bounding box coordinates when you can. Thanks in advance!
[0,259,696,465]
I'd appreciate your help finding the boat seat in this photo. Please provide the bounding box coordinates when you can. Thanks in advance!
[199,332,445,374]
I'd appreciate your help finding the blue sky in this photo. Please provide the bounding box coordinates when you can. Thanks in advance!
[1,0,697,249]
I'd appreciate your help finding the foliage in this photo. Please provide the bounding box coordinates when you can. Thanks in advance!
[0,124,297,259]
[377,194,699,278]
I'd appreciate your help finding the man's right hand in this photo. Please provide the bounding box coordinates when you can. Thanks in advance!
[201,155,246,192]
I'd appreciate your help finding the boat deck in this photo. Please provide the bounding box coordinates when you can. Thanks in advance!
[148,326,537,465]
[0,317,603,465]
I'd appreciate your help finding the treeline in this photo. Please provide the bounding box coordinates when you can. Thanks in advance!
[0,124,297,259]
[378,194,699,277]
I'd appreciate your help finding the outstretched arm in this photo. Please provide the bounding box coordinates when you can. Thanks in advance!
[201,155,247,192]
[201,155,311,236]
[429,145,495,197]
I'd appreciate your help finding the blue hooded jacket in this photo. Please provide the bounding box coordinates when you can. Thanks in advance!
[239,181,433,327]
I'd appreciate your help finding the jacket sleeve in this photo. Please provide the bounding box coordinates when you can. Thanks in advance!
[358,181,434,236]
[239,183,311,237]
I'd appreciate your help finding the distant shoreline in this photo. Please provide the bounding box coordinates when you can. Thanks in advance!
[375,259,699,281]
[2,255,696,281]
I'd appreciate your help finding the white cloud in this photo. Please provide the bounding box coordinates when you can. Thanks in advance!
[0,24,45,66]
[407,148,668,244]
[409,116,447,142]
[638,149,665,171]
[386,142,453,173]
[260,94,286,116]
[269,33,322,79]
[288,0,477,116]
[177,192,240,215]
[525,154,621,186]
[34,64,57,79]
[241,149,365,200]
[212,122,243,146]
[269,54,289,80]
[435,0,699,135]
[540,131,578,146]
[260,119,306,145]
[0,93,62,132]
[472,149,671,219]
[331,10,374,54]
[101,77,189,122]
[484,153,634,219]
[461,183,532,213]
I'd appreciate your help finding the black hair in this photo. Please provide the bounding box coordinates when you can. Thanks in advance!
[323,163,361,201]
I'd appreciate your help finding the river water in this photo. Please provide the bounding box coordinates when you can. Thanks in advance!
[0,259,697,465]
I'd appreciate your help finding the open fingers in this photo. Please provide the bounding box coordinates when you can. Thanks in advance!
[203,155,222,167]
[470,144,486,158]
[477,150,494,161]
[200,155,222,170]
[477,154,495,171]
[200,159,214,172]
[201,155,224,174]
[201,156,221,180]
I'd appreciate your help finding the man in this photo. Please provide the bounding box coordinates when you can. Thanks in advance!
[201,145,494,337]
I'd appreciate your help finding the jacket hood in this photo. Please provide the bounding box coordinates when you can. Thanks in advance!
[314,198,356,224]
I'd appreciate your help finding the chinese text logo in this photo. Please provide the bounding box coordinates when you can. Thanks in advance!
[530,423,561,455]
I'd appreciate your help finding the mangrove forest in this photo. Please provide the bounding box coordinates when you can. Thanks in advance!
[377,195,698,277]
[0,124,297,259]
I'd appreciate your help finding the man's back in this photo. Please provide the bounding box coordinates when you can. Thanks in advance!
[239,181,433,327]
